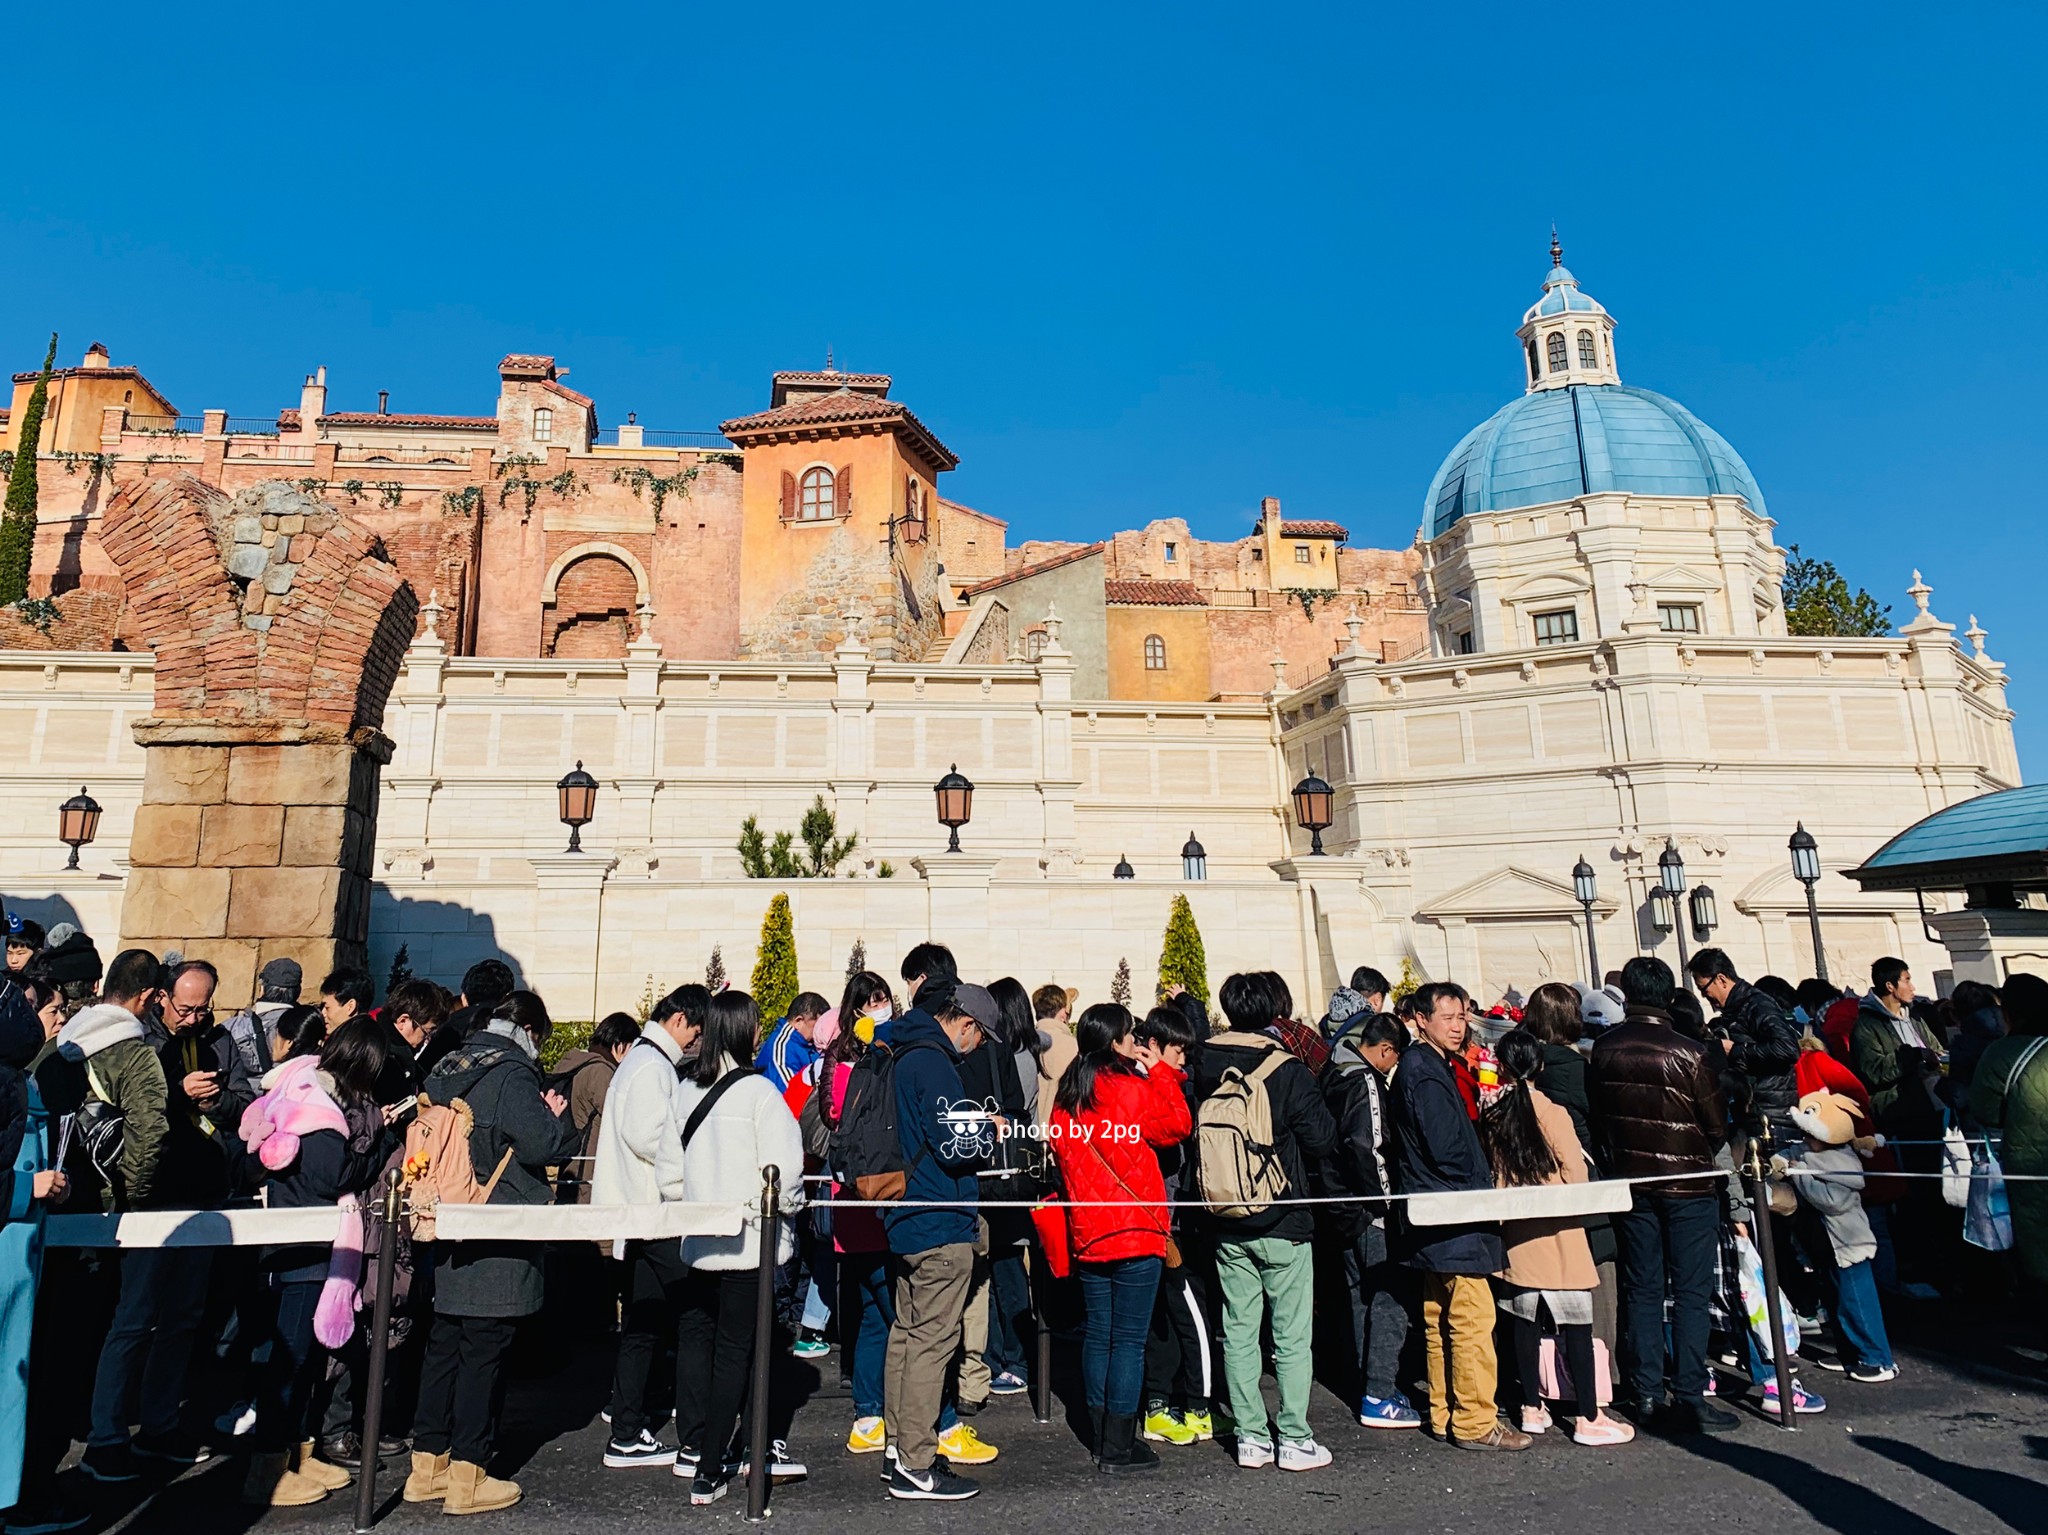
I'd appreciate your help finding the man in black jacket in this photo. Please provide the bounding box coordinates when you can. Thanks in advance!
[1393,983,1527,1452]
[1687,948,1801,1143]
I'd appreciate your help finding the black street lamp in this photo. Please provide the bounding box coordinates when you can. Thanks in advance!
[1790,822,1827,983]
[556,761,598,853]
[1689,883,1719,941]
[1658,838,1693,983]
[934,764,974,853]
[1572,853,1601,984]
[1112,855,1135,880]
[1181,832,1207,882]
[1290,768,1334,856]
[59,786,102,871]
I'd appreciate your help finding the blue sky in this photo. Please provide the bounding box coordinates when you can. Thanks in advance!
[9,2,2044,771]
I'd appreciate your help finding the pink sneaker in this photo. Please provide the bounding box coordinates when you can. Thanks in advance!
[1573,1414,1636,1447]
[1519,1406,1552,1435]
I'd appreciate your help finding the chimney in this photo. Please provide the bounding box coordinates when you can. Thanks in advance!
[83,341,110,369]
[378,390,390,415]
[299,367,328,438]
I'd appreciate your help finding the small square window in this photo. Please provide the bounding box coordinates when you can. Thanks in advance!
[1294,545,1311,564]
[1532,608,1580,646]
[1455,630,1475,655]
[1658,603,1702,634]
[1252,548,1263,562]
[1164,542,1177,563]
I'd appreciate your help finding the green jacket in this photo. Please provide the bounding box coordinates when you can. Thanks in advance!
[39,1004,169,1212]
[1849,994,1943,1128]
[1971,1032,2048,1284]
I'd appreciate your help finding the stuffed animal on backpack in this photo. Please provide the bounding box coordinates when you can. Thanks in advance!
[240,1056,350,1172]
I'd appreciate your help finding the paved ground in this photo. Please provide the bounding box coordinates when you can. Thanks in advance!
[92,1300,2048,1535]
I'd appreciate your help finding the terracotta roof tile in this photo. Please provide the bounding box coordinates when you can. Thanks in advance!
[277,409,301,430]
[722,388,957,471]
[964,542,1103,597]
[773,369,891,390]
[1105,579,1208,607]
[319,412,498,431]
[542,377,594,411]
[1279,519,1350,540]
[499,353,557,377]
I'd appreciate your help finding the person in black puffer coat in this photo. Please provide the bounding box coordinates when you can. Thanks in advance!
[1687,950,1802,1145]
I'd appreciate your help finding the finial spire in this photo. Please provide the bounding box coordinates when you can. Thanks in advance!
[1550,225,1563,268]
[825,344,834,372]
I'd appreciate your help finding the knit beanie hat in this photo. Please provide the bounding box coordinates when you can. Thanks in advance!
[43,929,104,987]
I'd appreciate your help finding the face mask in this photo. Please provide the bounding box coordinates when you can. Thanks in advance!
[867,1003,893,1025]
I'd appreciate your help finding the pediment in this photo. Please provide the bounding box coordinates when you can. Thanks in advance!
[1641,564,1722,594]
[1416,863,1617,920]
[1731,861,1905,915]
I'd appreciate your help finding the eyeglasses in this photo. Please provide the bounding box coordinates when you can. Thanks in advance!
[169,1001,214,1022]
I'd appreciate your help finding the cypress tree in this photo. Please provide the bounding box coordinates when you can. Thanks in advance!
[0,334,58,606]
[751,893,799,1024]
[1156,894,1209,1006]
[1110,958,1132,1007]
[705,944,727,992]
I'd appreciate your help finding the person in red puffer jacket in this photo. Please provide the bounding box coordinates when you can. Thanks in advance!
[1050,1003,1191,1474]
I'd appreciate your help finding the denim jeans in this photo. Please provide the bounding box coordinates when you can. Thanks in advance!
[847,1251,957,1430]
[1830,1257,1894,1370]
[1612,1194,1718,1405]
[1078,1256,1163,1415]
[255,1278,324,1454]
[90,1246,214,1446]
[1344,1219,1417,1401]
[985,1251,1030,1379]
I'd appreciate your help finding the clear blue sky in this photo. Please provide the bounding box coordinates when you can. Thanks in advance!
[10,3,2044,773]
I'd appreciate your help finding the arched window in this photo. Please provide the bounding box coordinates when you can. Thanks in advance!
[1144,634,1167,670]
[1025,628,1046,661]
[799,466,835,521]
[533,407,553,441]
[1546,332,1567,373]
[1526,339,1540,382]
[1578,330,1597,368]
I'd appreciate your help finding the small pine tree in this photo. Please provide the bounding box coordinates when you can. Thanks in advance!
[0,334,58,606]
[706,944,727,992]
[1390,956,1422,1007]
[385,943,414,996]
[1110,958,1132,1007]
[798,795,859,877]
[847,937,867,977]
[1156,895,1209,1006]
[751,893,799,1024]
[1781,544,1892,637]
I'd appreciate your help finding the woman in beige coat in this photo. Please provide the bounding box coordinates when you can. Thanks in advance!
[1480,1030,1634,1447]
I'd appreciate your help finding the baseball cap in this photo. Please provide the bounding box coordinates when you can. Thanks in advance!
[954,983,999,1034]
[259,957,304,995]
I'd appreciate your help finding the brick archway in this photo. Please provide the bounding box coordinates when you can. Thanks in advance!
[544,547,646,659]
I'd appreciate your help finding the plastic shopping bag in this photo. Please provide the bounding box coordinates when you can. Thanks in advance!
[1732,1231,1801,1360]
[1940,1121,1972,1209]
[1963,1137,2014,1252]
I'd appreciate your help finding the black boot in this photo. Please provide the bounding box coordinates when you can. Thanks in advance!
[1121,1422,1160,1472]
[1090,1406,1107,1467]
[1100,1413,1158,1473]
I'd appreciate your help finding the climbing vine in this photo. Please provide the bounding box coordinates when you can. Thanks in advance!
[295,477,328,498]
[376,481,406,509]
[53,451,118,480]
[338,478,366,505]
[611,464,698,516]
[441,485,484,516]
[1280,586,1325,621]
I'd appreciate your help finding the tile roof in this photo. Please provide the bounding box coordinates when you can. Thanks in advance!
[722,388,957,471]
[276,409,301,430]
[773,369,891,391]
[498,353,557,378]
[1280,519,1350,540]
[319,412,499,431]
[1105,579,1208,607]
[542,377,595,411]
[964,543,1103,597]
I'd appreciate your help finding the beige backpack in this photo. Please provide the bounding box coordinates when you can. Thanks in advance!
[402,1094,513,1240]
[1195,1036,1292,1217]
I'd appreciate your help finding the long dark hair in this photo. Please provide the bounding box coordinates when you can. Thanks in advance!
[491,990,553,1046]
[320,1017,392,1107]
[990,977,1045,1073]
[1054,1002,1137,1116]
[1521,981,1583,1047]
[696,989,760,1085]
[837,971,890,1031]
[1478,1029,1559,1188]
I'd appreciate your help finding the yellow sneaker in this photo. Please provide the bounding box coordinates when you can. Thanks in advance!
[1182,1410,1215,1442]
[847,1416,887,1454]
[935,1423,999,1465]
[1143,1408,1198,1446]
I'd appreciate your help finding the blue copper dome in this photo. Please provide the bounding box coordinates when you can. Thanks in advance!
[1424,383,1767,539]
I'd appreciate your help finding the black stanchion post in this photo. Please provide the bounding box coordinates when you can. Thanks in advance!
[1030,1244,1052,1426]
[745,1167,781,1523]
[354,1167,404,1531]
[1744,1133,1798,1433]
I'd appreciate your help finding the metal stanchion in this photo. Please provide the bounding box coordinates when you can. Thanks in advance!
[1743,1133,1798,1433]
[354,1168,405,1531]
[744,1167,782,1523]
[1030,1242,1053,1426]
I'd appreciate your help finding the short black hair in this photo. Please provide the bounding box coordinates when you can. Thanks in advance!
[652,982,712,1032]
[8,919,45,951]
[462,958,517,1010]
[1687,947,1736,983]
[1261,972,1294,1022]
[1872,956,1910,996]
[1795,978,1842,1019]
[591,1011,641,1056]
[1135,1004,1196,1051]
[320,967,375,1013]
[1357,1014,1409,1053]
[787,991,830,1023]
[1620,955,1676,1011]
[900,943,956,987]
[1754,975,1798,1011]
[103,948,163,1008]
[1412,981,1470,1017]
[1349,966,1391,999]
[1217,972,1272,1033]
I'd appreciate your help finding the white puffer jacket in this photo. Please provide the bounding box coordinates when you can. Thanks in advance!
[675,1053,806,1271]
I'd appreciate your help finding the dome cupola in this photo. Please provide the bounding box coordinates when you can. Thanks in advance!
[1517,232,1619,390]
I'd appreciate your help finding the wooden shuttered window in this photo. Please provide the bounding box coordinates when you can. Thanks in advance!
[780,470,797,521]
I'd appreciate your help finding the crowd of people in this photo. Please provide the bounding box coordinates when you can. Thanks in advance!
[1,911,2044,1529]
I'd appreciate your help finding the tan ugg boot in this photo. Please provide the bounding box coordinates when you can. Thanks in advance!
[441,1458,521,1516]
[404,1449,452,1503]
[243,1451,329,1508]
[297,1440,353,1491]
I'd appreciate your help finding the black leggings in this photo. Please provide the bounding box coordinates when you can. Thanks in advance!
[1509,1312,1598,1421]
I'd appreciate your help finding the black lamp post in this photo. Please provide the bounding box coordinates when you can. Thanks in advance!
[1181,832,1207,882]
[58,786,102,871]
[1658,838,1693,983]
[1689,883,1718,942]
[934,764,974,853]
[1572,853,1600,985]
[1790,822,1827,983]
[1290,768,1334,856]
[1112,855,1135,880]
[556,761,598,853]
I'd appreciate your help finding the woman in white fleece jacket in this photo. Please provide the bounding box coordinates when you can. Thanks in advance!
[670,990,806,1505]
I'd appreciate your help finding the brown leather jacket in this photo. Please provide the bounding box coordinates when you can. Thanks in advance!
[1587,1007,1729,1197]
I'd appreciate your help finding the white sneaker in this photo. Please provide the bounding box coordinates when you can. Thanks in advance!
[1277,1439,1332,1472]
[1236,1438,1275,1469]
[213,1401,257,1438]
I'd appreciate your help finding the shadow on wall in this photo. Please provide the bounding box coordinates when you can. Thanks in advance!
[2,892,86,940]
[369,889,520,996]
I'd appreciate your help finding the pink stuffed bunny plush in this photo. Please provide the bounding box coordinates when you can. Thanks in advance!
[240,1055,350,1172]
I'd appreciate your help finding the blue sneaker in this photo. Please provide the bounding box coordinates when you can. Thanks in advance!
[1358,1392,1422,1430]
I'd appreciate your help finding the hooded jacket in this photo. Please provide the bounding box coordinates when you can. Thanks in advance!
[1587,1006,1728,1196]
[883,1008,987,1257]
[48,1003,168,1211]
[1391,1038,1503,1274]
[591,1024,689,1210]
[1714,980,1802,1136]
[1190,1030,1336,1244]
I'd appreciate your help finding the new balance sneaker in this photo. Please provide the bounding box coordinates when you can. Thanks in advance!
[1759,1379,1828,1415]
[791,1329,832,1360]
[1182,1409,1215,1441]
[1235,1437,1275,1469]
[603,1430,676,1469]
[888,1460,980,1501]
[689,1470,731,1506]
[1848,1362,1898,1384]
[990,1371,1030,1396]
[847,1416,887,1454]
[1142,1407,1198,1446]
[1813,1353,1848,1373]
[935,1424,998,1465]
[213,1400,258,1439]
[1277,1439,1332,1472]
[1358,1392,1422,1430]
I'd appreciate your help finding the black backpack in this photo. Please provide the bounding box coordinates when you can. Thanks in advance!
[827,1040,935,1201]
